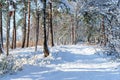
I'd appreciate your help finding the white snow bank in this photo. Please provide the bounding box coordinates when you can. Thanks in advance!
[0,44,120,80]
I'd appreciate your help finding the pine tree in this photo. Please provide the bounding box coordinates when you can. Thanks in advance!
[26,0,31,47]
[22,1,27,48]
[11,1,16,49]
[0,2,3,54]
[49,2,54,47]
[43,0,49,57]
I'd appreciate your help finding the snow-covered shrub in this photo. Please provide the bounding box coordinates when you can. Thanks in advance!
[105,30,120,58]
[103,9,120,58]
[86,0,120,59]
[0,54,22,75]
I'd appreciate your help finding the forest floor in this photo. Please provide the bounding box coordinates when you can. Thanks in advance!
[0,44,120,80]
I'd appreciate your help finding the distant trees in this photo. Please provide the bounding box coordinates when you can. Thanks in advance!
[100,16,107,46]
[79,0,120,56]
[0,0,119,58]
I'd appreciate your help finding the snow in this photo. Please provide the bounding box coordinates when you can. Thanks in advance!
[0,44,120,80]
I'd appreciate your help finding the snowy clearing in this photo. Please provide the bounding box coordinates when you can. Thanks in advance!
[0,44,120,80]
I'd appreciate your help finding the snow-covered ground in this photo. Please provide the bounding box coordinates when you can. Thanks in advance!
[0,44,120,80]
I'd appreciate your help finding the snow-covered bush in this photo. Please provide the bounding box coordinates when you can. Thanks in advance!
[0,54,22,75]
[81,0,120,59]
[105,26,120,58]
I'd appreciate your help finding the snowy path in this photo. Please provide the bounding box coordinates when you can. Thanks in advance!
[1,45,120,80]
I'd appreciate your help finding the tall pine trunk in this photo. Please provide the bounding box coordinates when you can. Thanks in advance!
[101,16,106,46]
[49,2,54,47]
[22,12,26,48]
[35,11,40,51]
[22,1,27,48]
[6,3,10,56]
[0,3,3,54]
[26,0,30,47]
[11,2,16,49]
[71,15,75,44]
[43,0,49,57]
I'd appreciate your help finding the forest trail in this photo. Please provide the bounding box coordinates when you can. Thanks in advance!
[1,44,120,80]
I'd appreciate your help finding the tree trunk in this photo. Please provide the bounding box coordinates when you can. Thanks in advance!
[35,11,40,51]
[46,17,49,43]
[43,0,49,57]
[87,32,91,43]
[49,2,54,47]
[101,16,106,46]
[11,2,16,49]
[22,12,27,48]
[71,16,75,44]
[11,26,14,49]
[0,3,3,54]
[26,0,30,47]
[6,4,10,56]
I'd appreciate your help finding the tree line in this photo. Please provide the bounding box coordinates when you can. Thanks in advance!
[0,0,55,57]
[0,0,120,57]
